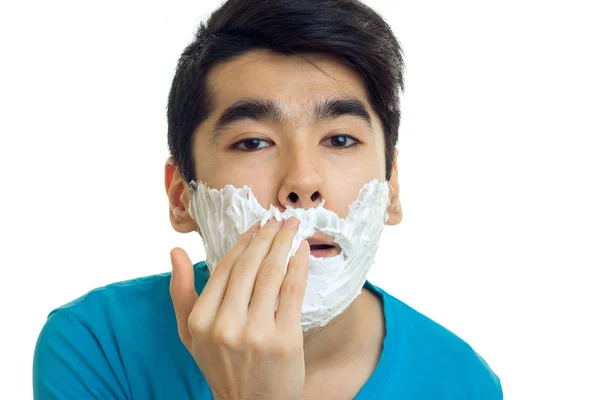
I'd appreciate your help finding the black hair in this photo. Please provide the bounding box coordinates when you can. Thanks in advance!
[167,0,404,183]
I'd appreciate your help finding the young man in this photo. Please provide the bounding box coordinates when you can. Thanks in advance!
[33,0,502,398]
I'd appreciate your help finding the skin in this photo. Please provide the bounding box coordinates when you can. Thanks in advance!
[165,49,402,399]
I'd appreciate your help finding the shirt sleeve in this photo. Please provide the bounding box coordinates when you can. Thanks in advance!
[33,308,130,400]
[465,350,503,399]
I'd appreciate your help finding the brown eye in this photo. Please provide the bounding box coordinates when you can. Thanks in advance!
[233,138,270,151]
[323,135,359,148]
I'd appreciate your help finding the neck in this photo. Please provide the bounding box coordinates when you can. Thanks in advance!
[301,286,385,374]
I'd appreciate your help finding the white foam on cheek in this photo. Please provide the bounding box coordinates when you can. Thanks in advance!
[188,179,390,331]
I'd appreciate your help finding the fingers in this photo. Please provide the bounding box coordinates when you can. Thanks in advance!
[172,223,259,349]
[183,216,306,350]
[248,218,301,322]
[217,218,284,320]
[275,240,309,330]
[169,247,198,349]
[192,223,260,323]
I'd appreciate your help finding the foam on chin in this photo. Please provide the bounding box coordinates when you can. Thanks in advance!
[187,179,390,331]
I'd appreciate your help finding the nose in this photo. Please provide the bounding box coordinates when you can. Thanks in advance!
[277,149,326,209]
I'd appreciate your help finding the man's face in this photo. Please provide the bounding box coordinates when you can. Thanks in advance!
[166,49,402,253]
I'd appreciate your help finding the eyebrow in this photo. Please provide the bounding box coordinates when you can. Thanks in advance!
[209,97,374,143]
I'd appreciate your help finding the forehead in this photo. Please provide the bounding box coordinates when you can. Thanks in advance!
[205,49,375,119]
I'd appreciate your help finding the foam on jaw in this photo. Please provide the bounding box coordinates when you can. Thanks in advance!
[187,179,390,331]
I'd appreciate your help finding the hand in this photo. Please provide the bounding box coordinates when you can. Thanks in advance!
[169,217,310,400]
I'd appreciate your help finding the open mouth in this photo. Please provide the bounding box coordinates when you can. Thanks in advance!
[307,240,341,258]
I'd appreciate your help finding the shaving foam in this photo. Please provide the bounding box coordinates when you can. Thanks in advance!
[187,179,390,331]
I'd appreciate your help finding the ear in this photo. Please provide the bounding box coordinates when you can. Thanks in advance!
[386,148,402,225]
[165,157,198,233]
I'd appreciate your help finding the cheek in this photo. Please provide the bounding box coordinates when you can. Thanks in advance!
[324,179,373,219]
[198,156,274,189]
[320,155,386,218]
[209,173,280,209]
[251,183,281,209]
[348,143,387,180]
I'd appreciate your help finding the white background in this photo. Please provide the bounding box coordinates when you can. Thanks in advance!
[1,0,599,398]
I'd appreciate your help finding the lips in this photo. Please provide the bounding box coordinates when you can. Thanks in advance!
[306,234,341,257]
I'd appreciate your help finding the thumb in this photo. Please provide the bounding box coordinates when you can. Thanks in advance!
[169,247,198,349]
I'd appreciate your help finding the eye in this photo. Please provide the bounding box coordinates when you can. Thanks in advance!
[232,138,271,151]
[323,134,360,148]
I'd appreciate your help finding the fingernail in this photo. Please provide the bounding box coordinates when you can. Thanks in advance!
[301,240,310,252]
[283,218,300,229]
[267,217,282,227]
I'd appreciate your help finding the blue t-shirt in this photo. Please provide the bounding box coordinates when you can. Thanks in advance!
[33,261,502,399]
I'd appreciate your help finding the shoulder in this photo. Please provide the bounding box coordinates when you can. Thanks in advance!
[371,282,503,398]
[37,260,211,345]
[33,261,210,399]
[47,261,210,324]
